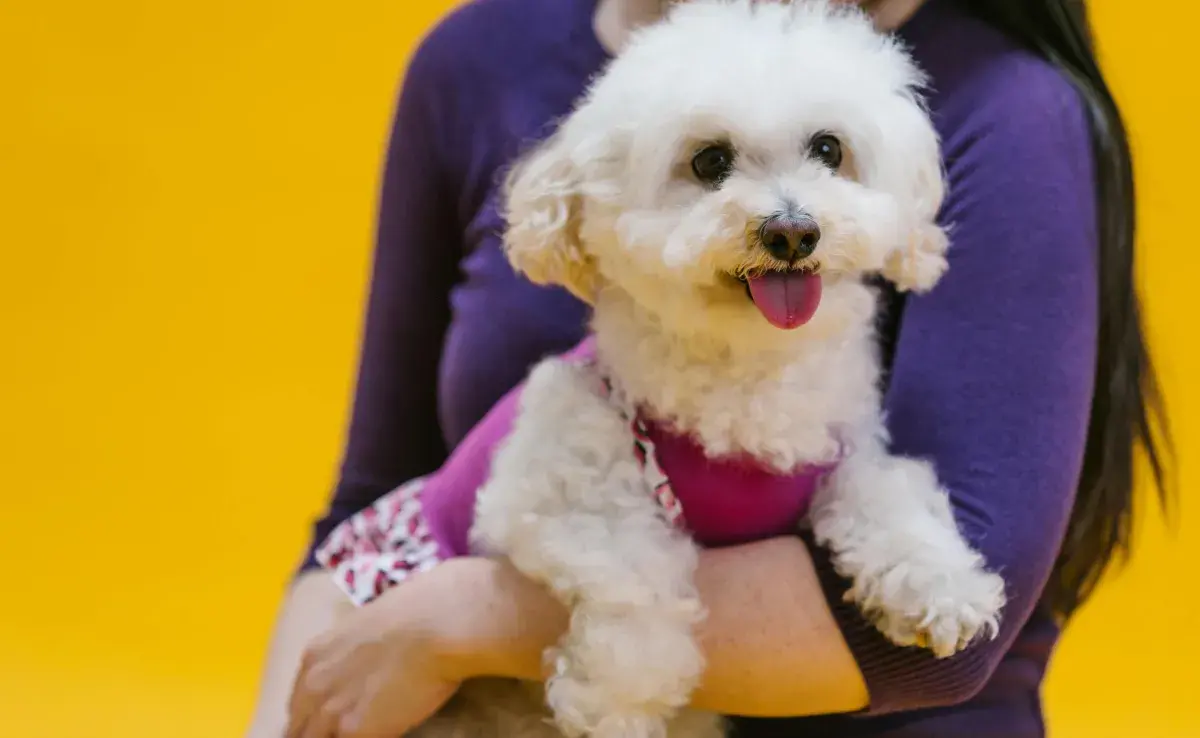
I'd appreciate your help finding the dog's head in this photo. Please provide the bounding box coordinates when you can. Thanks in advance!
[503,0,948,345]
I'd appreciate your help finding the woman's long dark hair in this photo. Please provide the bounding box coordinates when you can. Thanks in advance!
[961,0,1174,621]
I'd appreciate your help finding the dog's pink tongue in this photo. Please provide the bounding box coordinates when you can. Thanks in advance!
[746,272,822,329]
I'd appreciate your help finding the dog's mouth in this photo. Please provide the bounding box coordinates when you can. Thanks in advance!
[730,264,823,330]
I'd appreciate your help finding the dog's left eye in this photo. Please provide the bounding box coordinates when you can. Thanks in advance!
[692,144,736,185]
[808,134,843,171]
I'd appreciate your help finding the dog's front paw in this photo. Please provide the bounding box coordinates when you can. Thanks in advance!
[847,557,1005,658]
[815,455,1006,659]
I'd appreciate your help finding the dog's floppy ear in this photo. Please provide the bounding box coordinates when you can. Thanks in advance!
[877,91,950,293]
[502,130,602,304]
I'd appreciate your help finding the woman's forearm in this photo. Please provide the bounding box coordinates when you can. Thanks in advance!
[246,571,356,737]
[437,537,869,718]
[689,537,867,715]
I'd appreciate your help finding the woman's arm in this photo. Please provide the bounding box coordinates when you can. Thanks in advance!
[248,572,355,737]
[247,24,465,736]
[436,541,870,717]
[812,54,1100,713]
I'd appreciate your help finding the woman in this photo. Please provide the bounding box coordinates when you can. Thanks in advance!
[250,0,1172,736]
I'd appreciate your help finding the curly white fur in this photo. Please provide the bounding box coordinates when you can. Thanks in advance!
[408,2,1004,736]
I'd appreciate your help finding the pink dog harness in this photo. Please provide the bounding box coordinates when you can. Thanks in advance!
[317,349,834,607]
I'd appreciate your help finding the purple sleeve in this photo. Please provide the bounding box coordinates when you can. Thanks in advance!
[300,33,462,571]
[811,65,1099,711]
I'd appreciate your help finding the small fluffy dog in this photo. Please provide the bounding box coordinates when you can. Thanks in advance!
[399,2,1005,736]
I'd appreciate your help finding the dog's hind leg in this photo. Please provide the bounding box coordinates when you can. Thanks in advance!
[472,357,710,738]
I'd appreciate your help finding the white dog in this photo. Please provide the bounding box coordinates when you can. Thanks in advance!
[394,2,1006,736]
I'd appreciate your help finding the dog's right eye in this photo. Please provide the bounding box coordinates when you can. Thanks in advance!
[691,144,735,185]
[808,133,843,171]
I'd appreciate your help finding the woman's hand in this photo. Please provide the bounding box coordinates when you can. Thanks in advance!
[283,564,467,738]
[284,556,570,737]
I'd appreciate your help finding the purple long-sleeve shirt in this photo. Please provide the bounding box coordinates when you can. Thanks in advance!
[302,0,1098,734]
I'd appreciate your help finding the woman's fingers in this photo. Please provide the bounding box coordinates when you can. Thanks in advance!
[286,652,329,738]
[297,707,337,738]
[286,689,341,738]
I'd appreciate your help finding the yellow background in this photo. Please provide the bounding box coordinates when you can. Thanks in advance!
[0,1,1195,736]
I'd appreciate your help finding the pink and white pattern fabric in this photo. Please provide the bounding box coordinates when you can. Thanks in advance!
[315,478,442,606]
[315,359,687,606]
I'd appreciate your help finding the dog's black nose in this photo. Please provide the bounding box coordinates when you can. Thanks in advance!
[760,213,821,262]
